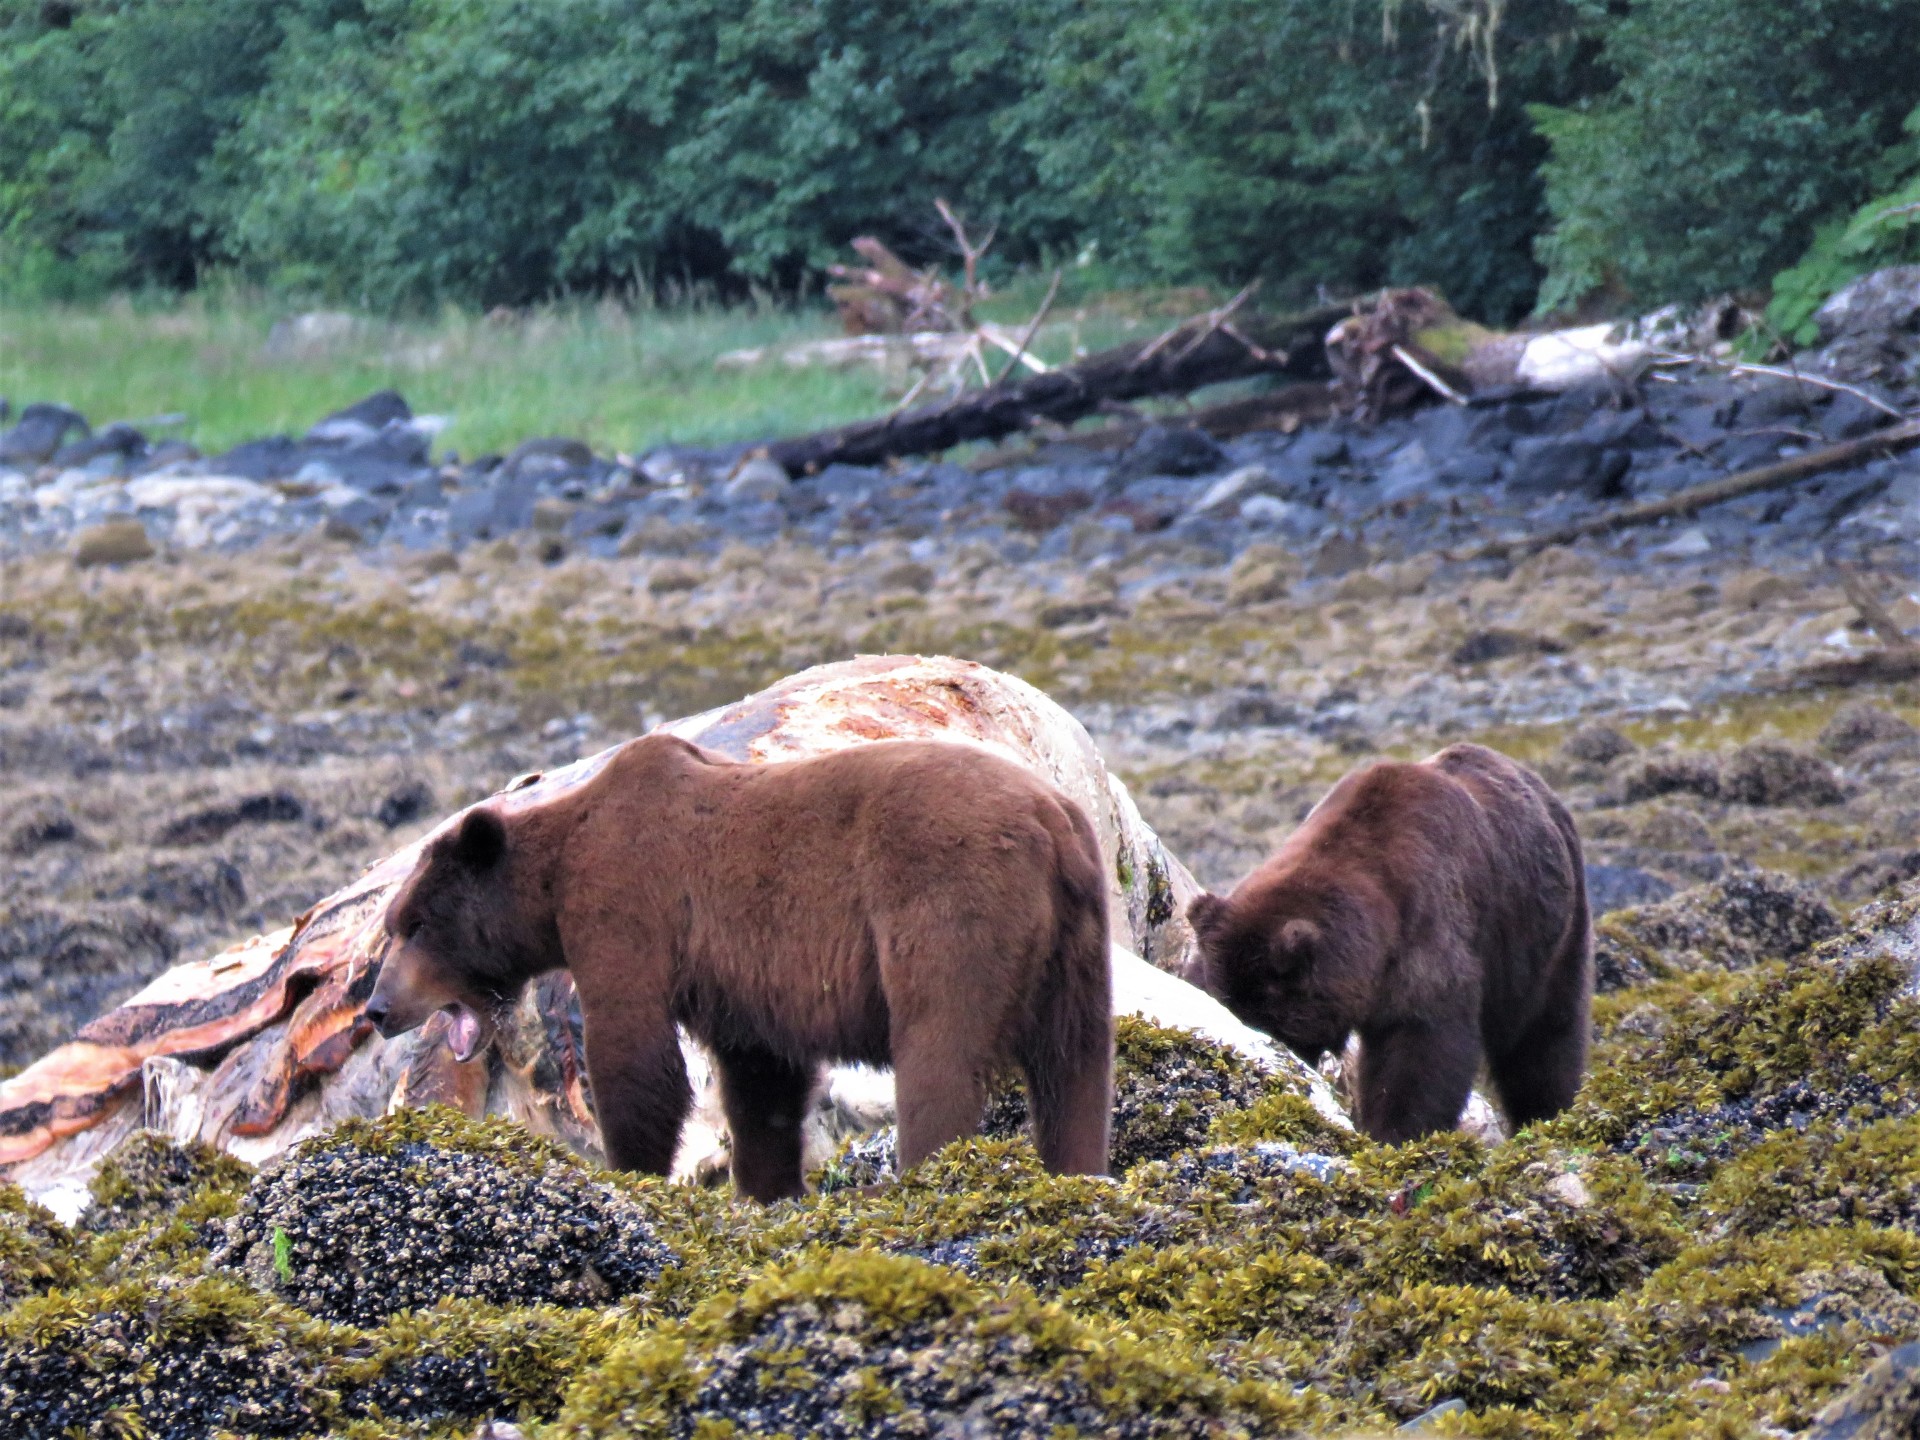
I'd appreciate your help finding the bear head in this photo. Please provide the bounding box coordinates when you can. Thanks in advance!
[1184,873,1383,1063]
[366,807,552,1062]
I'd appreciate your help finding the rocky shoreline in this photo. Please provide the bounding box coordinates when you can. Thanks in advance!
[3,273,1920,1437]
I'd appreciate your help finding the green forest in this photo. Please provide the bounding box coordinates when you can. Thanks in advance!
[3,0,1920,326]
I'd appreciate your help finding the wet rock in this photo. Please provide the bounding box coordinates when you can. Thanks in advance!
[308,389,413,442]
[558,1249,1261,1440]
[1505,436,1631,497]
[1113,424,1227,481]
[72,519,155,567]
[1814,266,1920,343]
[1804,1338,1920,1440]
[1611,752,1722,804]
[1224,546,1298,605]
[1820,703,1919,758]
[52,421,147,469]
[0,402,88,466]
[1585,864,1674,918]
[0,903,179,1069]
[1597,869,1839,980]
[376,778,437,829]
[1562,724,1635,767]
[1209,687,1301,730]
[1719,741,1847,806]
[1450,628,1566,666]
[723,457,792,504]
[0,1275,333,1440]
[79,1131,251,1235]
[156,791,307,847]
[504,435,594,481]
[134,857,247,920]
[213,435,303,482]
[213,1119,676,1324]
[4,799,80,856]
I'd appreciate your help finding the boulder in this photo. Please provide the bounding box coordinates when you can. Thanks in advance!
[71,520,155,568]
[0,403,88,466]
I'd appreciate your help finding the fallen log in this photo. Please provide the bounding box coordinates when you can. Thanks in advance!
[765,300,1356,476]
[1454,416,1920,565]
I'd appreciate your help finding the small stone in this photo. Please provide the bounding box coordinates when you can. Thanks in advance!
[647,561,704,594]
[1307,533,1373,578]
[1114,424,1226,480]
[1650,527,1712,558]
[1225,548,1298,605]
[874,560,936,594]
[1193,464,1282,515]
[72,520,156,567]
[531,497,575,534]
[1722,568,1799,609]
[1544,1172,1591,1208]
[724,457,792,504]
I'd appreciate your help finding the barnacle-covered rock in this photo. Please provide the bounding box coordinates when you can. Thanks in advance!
[0,1273,338,1440]
[81,1129,253,1234]
[1594,867,1839,985]
[546,1248,1309,1439]
[1719,740,1848,806]
[211,1108,677,1324]
[817,1017,1305,1193]
[0,1182,77,1308]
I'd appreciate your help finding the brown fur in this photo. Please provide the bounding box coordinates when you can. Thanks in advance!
[366,735,1113,1199]
[1183,743,1592,1143]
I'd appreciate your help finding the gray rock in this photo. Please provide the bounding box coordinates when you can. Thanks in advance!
[1814,265,1920,342]
[1820,389,1895,441]
[1803,1338,1920,1439]
[724,458,792,504]
[1586,864,1674,917]
[1192,464,1284,515]
[51,422,146,469]
[307,390,412,443]
[1113,424,1227,480]
[0,403,89,466]
[1506,436,1631,497]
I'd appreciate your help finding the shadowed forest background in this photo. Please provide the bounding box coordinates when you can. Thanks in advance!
[3,0,1919,335]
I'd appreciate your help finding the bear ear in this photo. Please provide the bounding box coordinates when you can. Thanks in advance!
[450,808,507,869]
[1275,918,1321,959]
[1187,892,1230,943]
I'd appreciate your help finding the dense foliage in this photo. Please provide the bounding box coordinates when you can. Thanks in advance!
[1,0,1917,318]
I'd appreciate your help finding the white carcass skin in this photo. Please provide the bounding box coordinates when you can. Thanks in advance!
[0,655,1343,1221]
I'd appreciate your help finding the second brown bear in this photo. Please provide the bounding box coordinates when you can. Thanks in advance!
[1184,743,1592,1142]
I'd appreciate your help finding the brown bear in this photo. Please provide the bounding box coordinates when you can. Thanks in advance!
[1183,743,1591,1143]
[364,734,1113,1200]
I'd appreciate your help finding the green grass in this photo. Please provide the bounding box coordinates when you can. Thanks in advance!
[0,287,1175,462]
[0,296,899,460]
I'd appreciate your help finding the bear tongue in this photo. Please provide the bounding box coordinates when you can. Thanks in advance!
[444,1006,484,1064]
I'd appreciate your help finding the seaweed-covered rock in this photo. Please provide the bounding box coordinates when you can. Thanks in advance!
[82,1129,253,1234]
[1820,703,1920,759]
[1806,1339,1920,1440]
[1719,741,1848,807]
[1595,868,1839,982]
[1103,1016,1277,1171]
[212,1109,676,1324]
[1618,1073,1905,1184]
[0,1183,78,1307]
[0,1274,337,1440]
[548,1249,1300,1439]
[1611,752,1722,804]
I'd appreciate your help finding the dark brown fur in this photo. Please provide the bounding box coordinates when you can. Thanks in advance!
[366,735,1113,1200]
[1183,743,1591,1142]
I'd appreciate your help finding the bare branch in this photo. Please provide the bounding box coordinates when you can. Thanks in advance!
[993,269,1064,387]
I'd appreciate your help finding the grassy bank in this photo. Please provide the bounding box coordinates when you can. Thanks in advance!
[0,297,902,460]
[0,285,1200,462]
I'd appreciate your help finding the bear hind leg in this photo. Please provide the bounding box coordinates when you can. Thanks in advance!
[1355,1016,1482,1144]
[1488,1004,1589,1132]
[890,1027,992,1175]
[714,1043,819,1203]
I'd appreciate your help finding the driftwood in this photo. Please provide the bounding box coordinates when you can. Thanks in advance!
[766,300,1356,476]
[1455,416,1920,564]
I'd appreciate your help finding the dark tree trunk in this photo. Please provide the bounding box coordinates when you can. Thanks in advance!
[767,300,1355,476]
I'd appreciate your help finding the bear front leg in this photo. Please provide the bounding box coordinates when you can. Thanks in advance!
[582,1013,692,1176]
[1355,1015,1483,1144]
[712,1044,819,1203]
